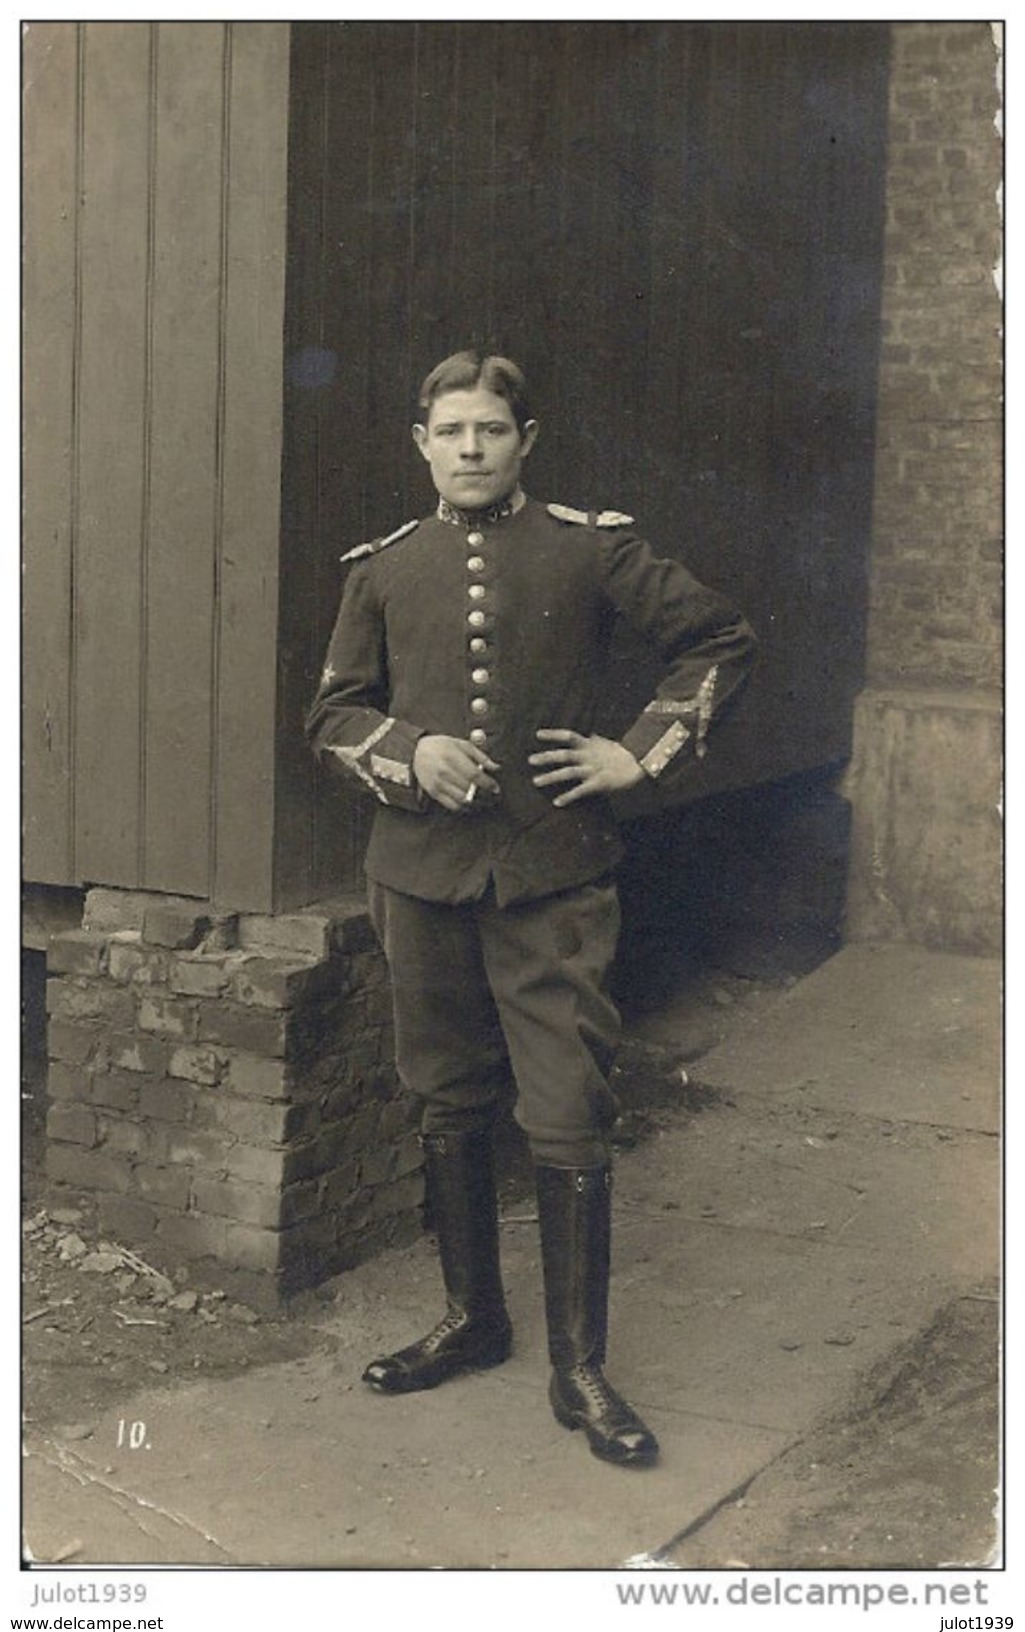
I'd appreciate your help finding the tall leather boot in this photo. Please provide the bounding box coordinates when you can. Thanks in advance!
[362,1129,513,1394]
[536,1164,659,1467]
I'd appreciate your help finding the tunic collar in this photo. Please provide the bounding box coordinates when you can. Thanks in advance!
[436,487,527,528]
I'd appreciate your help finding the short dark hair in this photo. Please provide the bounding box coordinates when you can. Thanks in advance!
[418,350,533,435]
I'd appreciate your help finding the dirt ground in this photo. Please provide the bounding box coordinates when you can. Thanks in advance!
[20,1201,336,1434]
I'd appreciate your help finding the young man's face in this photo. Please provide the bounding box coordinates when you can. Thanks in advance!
[413,387,538,510]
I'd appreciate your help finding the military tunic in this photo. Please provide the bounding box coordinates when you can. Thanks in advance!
[307,496,756,904]
[306,494,756,1164]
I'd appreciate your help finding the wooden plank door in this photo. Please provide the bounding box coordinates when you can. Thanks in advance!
[23,22,290,909]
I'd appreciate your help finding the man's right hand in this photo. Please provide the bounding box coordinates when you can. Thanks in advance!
[412,735,501,813]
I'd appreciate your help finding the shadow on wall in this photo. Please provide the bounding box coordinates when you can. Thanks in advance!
[613,765,852,1017]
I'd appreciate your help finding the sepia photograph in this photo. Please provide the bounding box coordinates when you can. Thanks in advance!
[19,13,1002,1609]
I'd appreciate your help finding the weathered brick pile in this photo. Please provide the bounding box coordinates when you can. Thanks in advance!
[44,889,423,1309]
[869,21,1002,690]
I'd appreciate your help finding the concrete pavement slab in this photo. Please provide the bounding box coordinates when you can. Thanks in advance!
[23,1350,790,1568]
[615,1109,998,1281]
[612,1220,953,1434]
[22,1436,232,1566]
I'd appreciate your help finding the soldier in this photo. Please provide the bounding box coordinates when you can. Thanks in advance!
[306,350,756,1468]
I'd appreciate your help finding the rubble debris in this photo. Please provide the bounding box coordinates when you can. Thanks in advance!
[113,1309,166,1329]
[79,1251,122,1274]
[23,1300,74,1325]
[225,1303,259,1326]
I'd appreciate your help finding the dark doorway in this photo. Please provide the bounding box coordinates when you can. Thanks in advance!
[276,22,890,927]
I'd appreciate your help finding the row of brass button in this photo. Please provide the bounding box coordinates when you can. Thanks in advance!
[467,529,489,747]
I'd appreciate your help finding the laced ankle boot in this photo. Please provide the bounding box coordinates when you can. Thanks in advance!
[536,1163,659,1468]
[362,1129,512,1394]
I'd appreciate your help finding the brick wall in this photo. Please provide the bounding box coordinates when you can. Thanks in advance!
[867,22,1002,690]
[44,890,423,1310]
[842,23,1002,953]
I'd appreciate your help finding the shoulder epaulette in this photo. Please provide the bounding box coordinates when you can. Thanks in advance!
[547,503,635,529]
[340,518,419,564]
